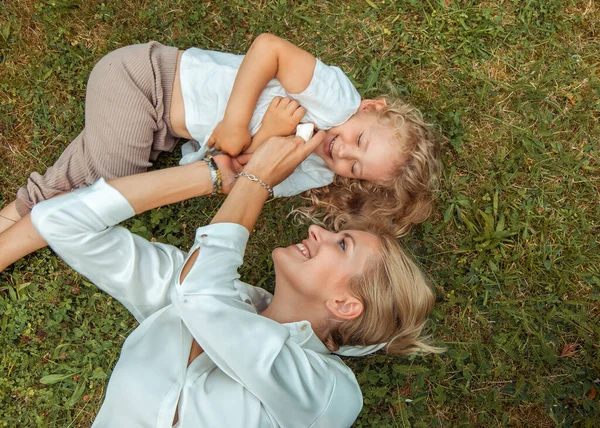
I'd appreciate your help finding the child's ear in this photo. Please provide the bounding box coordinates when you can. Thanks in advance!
[359,99,387,112]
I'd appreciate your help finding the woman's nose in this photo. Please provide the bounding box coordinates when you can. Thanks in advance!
[308,225,326,242]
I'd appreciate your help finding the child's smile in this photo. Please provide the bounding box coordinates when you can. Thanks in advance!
[314,110,403,183]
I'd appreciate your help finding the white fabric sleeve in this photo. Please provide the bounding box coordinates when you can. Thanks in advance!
[289,58,361,130]
[172,223,347,426]
[30,179,186,322]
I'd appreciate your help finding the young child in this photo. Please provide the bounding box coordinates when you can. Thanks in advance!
[0,34,439,271]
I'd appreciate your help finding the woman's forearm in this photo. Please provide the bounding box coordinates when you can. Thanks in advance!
[210,177,269,232]
[210,132,325,232]
[0,161,216,272]
[108,161,213,215]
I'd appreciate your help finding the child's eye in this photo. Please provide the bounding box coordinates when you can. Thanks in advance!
[339,239,346,252]
[351,161,357,176]
[357,133,363,147]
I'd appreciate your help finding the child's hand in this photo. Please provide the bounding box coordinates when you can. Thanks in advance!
[207,120,252,157]
[262,97,307,138]
[245,97,306,154]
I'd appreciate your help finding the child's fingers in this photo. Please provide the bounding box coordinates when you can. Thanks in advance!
[285,99,300,113]
[269,96,282,109]
[292,106,307,122]
[278,97,291,108]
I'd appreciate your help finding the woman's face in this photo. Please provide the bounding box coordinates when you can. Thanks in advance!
[272,225,381,301]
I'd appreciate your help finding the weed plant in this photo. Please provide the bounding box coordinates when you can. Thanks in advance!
[0,0,598,426]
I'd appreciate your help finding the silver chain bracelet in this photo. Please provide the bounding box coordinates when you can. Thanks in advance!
[235,172,273,197]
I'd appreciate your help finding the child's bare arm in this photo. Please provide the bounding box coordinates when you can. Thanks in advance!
[207,34,316,156]
[245,96,306,154]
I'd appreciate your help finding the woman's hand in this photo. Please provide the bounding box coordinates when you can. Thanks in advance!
[211,131,325,231]
[243,131,326,188]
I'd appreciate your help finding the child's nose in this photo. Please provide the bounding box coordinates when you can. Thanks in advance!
[337,141,357,160]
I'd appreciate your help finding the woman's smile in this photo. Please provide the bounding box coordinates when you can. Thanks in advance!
[295,242,311,259]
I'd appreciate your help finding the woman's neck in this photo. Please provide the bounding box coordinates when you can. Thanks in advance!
[260,294,331,342]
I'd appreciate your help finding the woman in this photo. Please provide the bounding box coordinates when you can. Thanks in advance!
[30,133,439,427]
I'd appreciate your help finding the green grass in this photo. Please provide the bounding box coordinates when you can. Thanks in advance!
[1,0,599,426]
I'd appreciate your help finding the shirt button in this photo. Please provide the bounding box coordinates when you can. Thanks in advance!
[300,324,307,331]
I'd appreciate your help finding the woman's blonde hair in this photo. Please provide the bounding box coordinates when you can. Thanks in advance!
[302,96,440,237]
[324,218,443,356]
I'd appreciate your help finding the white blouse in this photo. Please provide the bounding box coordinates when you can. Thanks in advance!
[31,179,363,428]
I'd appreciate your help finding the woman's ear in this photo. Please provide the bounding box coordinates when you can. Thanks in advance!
[326,296,363,321]
[359,99,387,112]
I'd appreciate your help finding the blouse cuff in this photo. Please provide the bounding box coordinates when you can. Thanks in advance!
[77,178,136,226]
[174,223,249,298]
[193,222,250,255]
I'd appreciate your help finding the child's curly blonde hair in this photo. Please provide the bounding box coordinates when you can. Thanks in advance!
[301,96,440,237]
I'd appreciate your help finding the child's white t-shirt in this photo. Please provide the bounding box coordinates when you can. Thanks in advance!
[178,48,361,197]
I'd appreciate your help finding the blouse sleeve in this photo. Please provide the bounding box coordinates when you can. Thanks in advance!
[172,224,361,427]
[30,179,186,322]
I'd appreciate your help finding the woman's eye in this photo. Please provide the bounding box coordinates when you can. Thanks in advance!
[339,239,346,252]
[351,162,357,176]
[357,133,363,147]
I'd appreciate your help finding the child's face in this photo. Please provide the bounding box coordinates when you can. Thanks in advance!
[313,100,402,183]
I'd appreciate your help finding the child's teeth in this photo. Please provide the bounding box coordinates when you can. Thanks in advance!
[329,138,336,158]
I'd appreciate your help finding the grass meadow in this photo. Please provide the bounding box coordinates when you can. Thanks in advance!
[1,0,599,426]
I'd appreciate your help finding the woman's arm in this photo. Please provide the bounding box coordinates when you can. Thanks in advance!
[178,132,325,280]
[206,33,317,156]
[26,156,238,318]
[175,133,361,426]
[31,179,187,321]
[0,157,239,273]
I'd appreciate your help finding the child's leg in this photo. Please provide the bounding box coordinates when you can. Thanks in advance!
[0,201,19,233]
[2,42,179,270]
[14,41,179,217]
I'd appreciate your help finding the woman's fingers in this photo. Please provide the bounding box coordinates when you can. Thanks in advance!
[301,130,326,156]
[232,157,245,172]
[235,153,252,166]
[206,134,216,148]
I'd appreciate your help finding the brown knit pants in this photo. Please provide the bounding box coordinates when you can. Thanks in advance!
[15,42,179,217]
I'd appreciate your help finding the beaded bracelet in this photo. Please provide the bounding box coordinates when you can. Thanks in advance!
[203,155,222,195]
[236,172,274,197]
